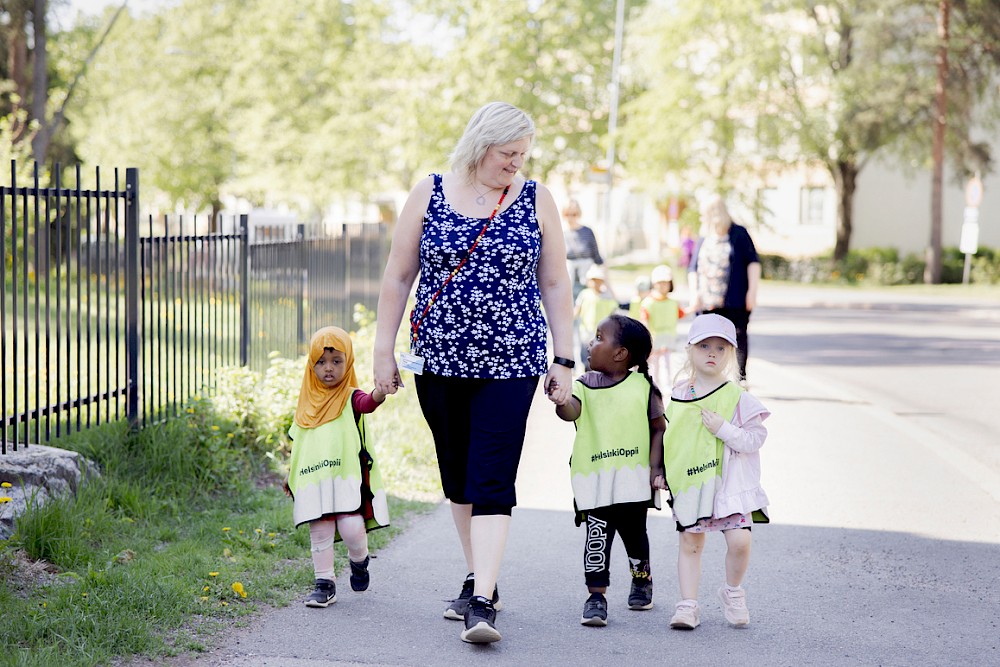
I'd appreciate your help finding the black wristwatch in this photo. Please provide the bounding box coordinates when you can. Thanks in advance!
[552,356,576,369]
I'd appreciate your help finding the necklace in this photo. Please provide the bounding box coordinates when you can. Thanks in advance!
[471,181,498,206]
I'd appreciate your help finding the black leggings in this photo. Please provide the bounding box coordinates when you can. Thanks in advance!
[414,373,538,516]
[583,502,651,588]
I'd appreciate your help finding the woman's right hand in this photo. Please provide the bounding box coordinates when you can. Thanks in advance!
[374,351,403,396]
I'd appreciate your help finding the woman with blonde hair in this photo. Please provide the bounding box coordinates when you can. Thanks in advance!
[687,195,761,383]
[373,101,575,644]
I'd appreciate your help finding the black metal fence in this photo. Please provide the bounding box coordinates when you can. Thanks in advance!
[3,161,389,453]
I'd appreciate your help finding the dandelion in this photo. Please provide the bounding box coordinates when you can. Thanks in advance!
[186,407,195,414]
[0,497,12,504]
[81,592,88,598]
[209,572,219,577]
[227,433,235,439]
[211,425,219,431]
[255,528,262,534]
[269,542,276,547]
[203,586,210,592]
[1,481,11,488]
[267,532,275,538]
[222,527,231,532]
[220,601,229,607]
[238,530,244,535]
[231,582,247,598]
[200,596,209,602]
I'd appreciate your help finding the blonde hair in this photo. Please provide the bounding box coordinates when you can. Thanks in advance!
[672,340,739,387]
[449,102,535,183]
[699,194,733,237]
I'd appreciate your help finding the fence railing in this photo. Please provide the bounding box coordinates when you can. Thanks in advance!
[3,161,388,453]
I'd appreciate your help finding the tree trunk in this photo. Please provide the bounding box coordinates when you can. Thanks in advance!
[831,160,858,261]
[926,0,950,285]
[31,0,49,164]
[7,5,29,142]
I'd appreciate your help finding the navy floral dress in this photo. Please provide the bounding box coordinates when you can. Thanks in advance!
[410,174,548,379]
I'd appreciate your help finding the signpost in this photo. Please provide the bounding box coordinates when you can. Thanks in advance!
[961,174,984,284]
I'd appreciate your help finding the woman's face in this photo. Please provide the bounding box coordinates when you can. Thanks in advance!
[563,207,582,228]
[478,137,531,187]
[313,347,348,388]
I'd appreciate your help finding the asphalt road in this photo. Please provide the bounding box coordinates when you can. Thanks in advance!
[159,283,1000,667]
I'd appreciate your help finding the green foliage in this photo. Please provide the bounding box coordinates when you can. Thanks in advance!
[760,246,1000,285]
[2,349,438,665]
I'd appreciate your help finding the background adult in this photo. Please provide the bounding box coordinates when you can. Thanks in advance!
[687,195,761,383]
[563,199,606,300]
[373,102,574,645]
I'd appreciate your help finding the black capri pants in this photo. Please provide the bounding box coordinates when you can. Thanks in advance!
[414,373,539,516]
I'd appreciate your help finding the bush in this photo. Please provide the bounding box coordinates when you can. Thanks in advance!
[762,245,1000,285]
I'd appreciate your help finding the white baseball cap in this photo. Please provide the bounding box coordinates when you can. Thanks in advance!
[650,264,673,284]
[687,313,738,348]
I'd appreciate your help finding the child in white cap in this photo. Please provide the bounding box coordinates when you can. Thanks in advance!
[639,264,685,390]
[574,264,619,371]
[649,313,770,631]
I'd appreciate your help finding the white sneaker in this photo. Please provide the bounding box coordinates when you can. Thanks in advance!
[718,586,750,626]
[669,601,700,629]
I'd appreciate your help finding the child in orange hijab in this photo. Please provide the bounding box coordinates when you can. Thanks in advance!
[285,326,390,608]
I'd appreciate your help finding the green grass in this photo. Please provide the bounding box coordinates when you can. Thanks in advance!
[0,314,440,667]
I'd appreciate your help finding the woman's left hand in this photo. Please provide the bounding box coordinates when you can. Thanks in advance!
[544,364,573,404]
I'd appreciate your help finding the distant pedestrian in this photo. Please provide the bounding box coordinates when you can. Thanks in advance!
[373,101,575,644]
[640,264,685,390]
[554,314,665,628]
[564,198,606,300]
[650,314,770,630]
[627,276,651,320]
[679,227,695,271]
[284,326,390,608]
[574,264,619,370]
[688,195,760,383]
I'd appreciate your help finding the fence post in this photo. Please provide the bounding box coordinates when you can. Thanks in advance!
[297,223,306,347]
[125,168,140,427]
[239,214,249,366]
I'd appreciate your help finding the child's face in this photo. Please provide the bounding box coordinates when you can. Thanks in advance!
[689,337,732,376]
[313,347,348,388]
[587,278,605,291]
[587,319,626,373]
[652,280,671,296]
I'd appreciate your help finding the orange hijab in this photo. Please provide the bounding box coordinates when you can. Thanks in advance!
[294,326,360,428]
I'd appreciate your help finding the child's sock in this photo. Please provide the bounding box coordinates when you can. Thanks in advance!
[629,557,651,581]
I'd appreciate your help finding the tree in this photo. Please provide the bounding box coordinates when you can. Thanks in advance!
[620,0,953,260]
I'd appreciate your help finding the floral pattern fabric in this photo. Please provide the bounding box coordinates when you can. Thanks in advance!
[410,174,548,379]
[696,235,731,311]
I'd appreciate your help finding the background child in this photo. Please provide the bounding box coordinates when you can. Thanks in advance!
[627,276,652,320]
[574,264,620,371]
[285,326,391,608]
[640,264,685,390]
[554,314,666,627]
[649,314,769,630]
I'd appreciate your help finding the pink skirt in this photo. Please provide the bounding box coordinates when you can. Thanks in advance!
[677,512,752,533]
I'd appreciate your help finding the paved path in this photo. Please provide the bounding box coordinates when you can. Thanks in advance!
[169,335,1000,666]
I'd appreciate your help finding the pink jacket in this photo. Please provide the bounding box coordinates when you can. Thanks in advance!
[714,393,770,518]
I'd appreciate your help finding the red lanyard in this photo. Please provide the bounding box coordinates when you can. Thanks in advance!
[410,186,510,350]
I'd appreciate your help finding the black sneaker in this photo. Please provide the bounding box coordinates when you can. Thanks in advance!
[581,592,608,626]
[461,595,501,643]
[349,555,370,592]
[628,578,653,610]
[443,574,502,620]
[304,579,336,608]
